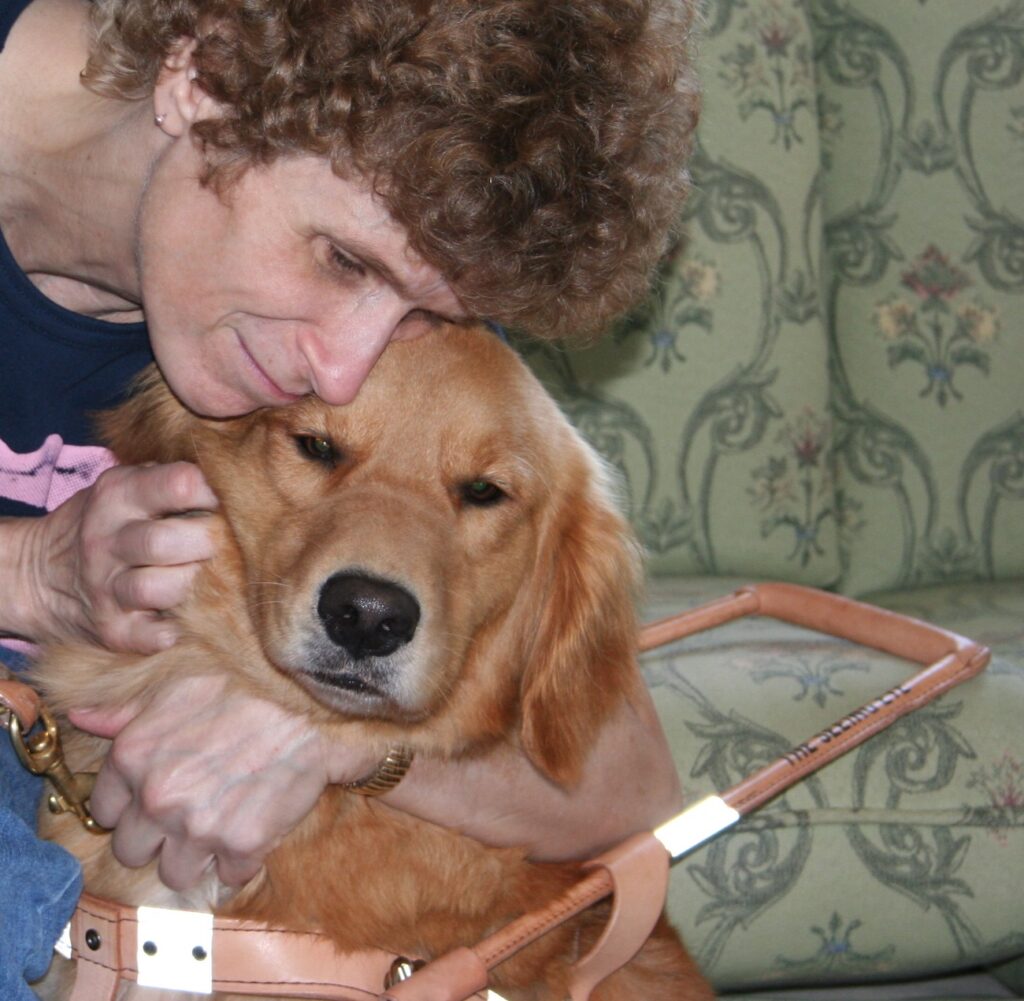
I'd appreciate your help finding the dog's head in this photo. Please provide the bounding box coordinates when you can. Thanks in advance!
[102,326,642,784]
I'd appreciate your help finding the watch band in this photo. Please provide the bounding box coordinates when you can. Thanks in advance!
[342,745,415,797]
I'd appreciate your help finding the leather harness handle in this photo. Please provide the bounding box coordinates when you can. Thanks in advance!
[3,583,991,1001]
[386,583,991,1001]
[645,584,991,816]
[568,833,669,1001]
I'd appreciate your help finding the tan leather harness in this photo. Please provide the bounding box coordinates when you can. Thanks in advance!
[2,583,991,1001]
[64,892,412,1000]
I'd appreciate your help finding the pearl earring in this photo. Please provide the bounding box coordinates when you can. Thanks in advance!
[154,113,166,126]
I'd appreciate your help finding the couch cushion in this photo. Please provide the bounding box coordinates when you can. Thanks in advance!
[641,577,1024,991]
[813,1,1024,595]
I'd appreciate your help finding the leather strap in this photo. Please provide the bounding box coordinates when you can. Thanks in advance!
[67,893,403,1001]
[0,677,42,731]
[68,895,122,1001]
[390,583,991,1001]
[568,833,669,1001]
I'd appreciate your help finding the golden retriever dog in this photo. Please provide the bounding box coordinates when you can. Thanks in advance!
[32,324,712,1000]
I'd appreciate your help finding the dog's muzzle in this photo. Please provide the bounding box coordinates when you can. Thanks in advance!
[281,570,430,715]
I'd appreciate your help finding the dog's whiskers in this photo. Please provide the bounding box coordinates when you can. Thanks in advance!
[246,578,292,611]
[248,597,288,610]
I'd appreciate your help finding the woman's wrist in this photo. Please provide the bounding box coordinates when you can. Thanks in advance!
[0,515,54,642]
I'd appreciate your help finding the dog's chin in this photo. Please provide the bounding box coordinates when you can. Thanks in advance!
[272,644,432,721]
[289,669,394,717]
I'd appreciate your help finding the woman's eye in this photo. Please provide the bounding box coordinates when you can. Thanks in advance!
[461,480,506,507]
[327,244,365,276]
[296,435,338,465]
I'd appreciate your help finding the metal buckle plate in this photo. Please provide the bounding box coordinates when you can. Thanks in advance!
[654,794,740,860]
[136,905,214,993]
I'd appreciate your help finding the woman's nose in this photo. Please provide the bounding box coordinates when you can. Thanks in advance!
[296,307,407,406]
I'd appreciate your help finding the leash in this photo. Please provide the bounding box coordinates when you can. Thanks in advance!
[1,582,990,1001]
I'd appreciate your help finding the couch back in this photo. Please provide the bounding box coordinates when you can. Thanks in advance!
[524,0,1024,598]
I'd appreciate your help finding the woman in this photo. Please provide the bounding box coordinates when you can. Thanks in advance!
[0,0,698,991]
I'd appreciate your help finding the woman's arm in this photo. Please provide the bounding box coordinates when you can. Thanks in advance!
[384,693,682,861]
[74,678,681,890]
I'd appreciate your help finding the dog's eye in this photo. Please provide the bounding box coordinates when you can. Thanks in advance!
[296,435,338,465]
[461,479,506,507]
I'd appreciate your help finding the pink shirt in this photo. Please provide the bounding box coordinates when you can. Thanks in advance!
[0,435,116,513]
[0,436,117,657]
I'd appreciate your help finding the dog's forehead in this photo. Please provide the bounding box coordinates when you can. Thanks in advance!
[383,326,528,392]
[356,326,552,425]
[257,326,561,469]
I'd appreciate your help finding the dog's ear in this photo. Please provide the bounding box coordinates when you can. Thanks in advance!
[96,365,198,465]
[518,459,643,787]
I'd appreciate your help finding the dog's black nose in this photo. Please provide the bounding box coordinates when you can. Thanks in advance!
[317,573,420,660]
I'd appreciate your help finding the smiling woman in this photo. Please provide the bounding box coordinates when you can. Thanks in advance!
[0,1,700,994]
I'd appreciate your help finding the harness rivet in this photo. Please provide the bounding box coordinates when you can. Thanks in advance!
[84,929,101,951]
[193,945,208,961]
[142,940,157,956]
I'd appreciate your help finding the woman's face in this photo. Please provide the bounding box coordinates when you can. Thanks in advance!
[136,147,468,417]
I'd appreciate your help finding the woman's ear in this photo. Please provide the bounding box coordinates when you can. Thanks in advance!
[152,39,219,136]
[518,460,644,787]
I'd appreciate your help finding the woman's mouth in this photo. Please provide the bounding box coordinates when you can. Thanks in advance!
[235,334,304,404]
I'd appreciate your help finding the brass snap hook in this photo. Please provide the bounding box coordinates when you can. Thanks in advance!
[8,708,107,835]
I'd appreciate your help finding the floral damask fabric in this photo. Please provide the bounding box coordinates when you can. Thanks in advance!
[817,0,1024,595]
[520,0,837,586]
[522,0,1024,598]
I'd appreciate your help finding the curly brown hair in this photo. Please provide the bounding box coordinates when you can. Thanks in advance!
[83,0,699,339]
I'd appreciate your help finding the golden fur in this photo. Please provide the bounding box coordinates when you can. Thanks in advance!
[32,325,712,1000]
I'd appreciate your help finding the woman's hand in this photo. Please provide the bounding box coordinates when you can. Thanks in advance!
[71,678,383,890]
[9,462,218,652]
[73,679,681,890]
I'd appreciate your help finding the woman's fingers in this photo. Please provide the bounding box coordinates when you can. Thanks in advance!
[71,678,343,891]
[111,516,216,576]
[111,563,202,615]
[26,461,220,650]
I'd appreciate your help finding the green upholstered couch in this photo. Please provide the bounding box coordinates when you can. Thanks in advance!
[522,2,1024,997]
